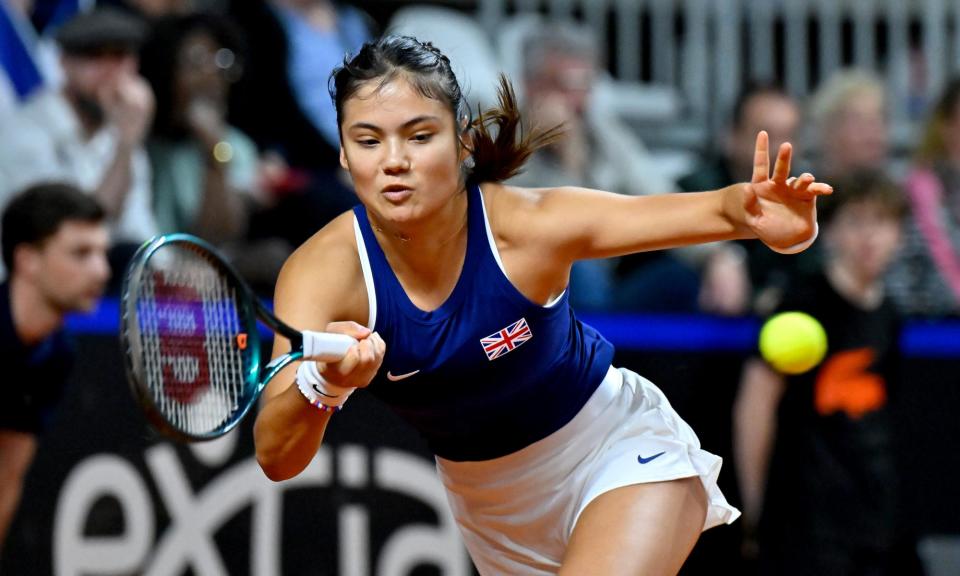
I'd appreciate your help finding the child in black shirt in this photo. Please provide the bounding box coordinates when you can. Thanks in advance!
[734,171,912,575]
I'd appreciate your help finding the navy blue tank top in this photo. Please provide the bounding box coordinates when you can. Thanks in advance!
[353,184,614,461]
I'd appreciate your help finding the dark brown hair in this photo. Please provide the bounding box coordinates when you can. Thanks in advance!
[817,170,908,227]
[2,182,105,272]
[140,12,246,140]
[330,35,562,184]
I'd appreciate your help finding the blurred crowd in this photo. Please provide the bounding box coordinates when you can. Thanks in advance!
[1,0,958,321]
[0,0,372,294]
[2,1,959,573]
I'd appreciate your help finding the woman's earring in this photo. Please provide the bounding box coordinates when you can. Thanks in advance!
[463,155,476,171]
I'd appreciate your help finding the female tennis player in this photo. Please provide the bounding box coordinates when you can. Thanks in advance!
[253,35,830,575]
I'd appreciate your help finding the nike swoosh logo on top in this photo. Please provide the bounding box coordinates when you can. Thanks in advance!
[637,451,666,464]
[386,370,420,382]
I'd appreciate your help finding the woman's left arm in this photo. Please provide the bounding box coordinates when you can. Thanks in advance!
[514,131,832,262]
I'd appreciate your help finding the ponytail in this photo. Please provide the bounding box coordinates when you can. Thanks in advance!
[467,75,564,184]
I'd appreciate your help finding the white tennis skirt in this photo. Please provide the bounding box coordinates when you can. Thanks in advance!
[435,366,741,575]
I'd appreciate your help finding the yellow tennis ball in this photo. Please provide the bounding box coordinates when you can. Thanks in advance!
[759,311,828,375]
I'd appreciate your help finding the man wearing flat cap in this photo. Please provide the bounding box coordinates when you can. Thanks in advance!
[0,7,157,278]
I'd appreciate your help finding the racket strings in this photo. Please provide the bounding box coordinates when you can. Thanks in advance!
[136,246,248,435]
[204,263,246,427]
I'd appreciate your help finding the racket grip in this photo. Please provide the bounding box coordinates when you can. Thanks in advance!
[302,331,358,361]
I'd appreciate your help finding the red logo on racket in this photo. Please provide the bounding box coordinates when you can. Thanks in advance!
[153,272,211,403]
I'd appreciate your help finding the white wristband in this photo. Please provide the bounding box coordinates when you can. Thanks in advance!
[296,361,355,410]
[769,222,819,255]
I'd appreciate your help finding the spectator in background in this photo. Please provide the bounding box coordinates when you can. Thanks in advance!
[508,21,679,311]
[809,70,891,181]
[228,0,372,166]
[0,183,109,556]
[0,7,157,281]
[681,84,800,192]
[753,70,892,313]
[140,11,292,292]
[140,13,257,243]
[734,172,915,576]
[679,83,801,316]
[227,0,369,251]
[887,77,960,317]
[267,0,373,153]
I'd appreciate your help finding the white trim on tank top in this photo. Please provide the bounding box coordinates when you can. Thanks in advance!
[351,190,564,324]
[477,187,565,309]
[353,215,378,330]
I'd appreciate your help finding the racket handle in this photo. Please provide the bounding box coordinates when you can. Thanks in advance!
[302,331,358,361]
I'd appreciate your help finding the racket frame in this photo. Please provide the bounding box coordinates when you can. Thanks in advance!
[120,233,308,442]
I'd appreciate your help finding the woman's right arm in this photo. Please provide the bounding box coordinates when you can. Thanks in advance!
[253,216,385,481]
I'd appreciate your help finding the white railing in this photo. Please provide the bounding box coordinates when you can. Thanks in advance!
[477,0,960,131]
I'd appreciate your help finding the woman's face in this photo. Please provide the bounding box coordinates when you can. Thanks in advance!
[339,77,466,226]
[174,30,230,114]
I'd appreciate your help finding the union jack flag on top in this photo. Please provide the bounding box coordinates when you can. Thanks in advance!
[480,318,533,361]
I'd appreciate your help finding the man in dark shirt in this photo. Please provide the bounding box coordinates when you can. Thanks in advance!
[678,83,802,315]
[0,183,109,554]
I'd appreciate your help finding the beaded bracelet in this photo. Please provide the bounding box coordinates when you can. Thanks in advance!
[302,396,342,413]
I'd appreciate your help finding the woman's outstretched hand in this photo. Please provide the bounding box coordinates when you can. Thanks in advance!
[740,130,833,252]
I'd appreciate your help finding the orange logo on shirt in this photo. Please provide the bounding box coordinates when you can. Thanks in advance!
[814,348,887,419]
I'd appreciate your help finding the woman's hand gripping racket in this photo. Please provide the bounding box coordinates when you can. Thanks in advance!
[120,234,357,442]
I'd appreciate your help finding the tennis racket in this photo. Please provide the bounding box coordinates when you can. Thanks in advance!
[120,233,357,442]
